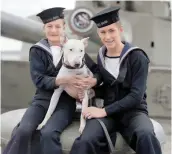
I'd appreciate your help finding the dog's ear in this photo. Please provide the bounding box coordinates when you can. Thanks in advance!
[81,37,89,47]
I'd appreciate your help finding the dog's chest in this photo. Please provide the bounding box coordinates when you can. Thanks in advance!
[58,65,92,77]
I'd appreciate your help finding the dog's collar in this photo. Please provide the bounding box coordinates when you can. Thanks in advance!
[63,61,85,69]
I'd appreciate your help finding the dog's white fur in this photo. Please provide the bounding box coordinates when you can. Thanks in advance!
[37,38,92,133]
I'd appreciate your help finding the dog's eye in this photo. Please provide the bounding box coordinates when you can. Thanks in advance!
[69,49,73,51]
[80,50,83,52]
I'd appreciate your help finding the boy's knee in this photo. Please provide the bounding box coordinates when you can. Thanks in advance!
[41,128,60,141]
[136,128,154,138]
[80,134,99,145]
[17,126,33,137]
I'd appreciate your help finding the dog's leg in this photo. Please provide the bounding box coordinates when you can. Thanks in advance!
[37,87,63,130]
[79,90,89,134]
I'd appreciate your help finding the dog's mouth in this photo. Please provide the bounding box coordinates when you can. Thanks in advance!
[63,62,85,69]
[69,63,82,69]
[73,63,81,68]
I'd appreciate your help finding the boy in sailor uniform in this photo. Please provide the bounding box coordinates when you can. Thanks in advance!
[70,6,162,154]
[3,7,101,154]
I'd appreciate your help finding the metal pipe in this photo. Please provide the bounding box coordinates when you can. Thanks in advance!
[1,11,44,43]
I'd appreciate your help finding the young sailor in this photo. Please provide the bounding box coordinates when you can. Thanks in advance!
[3,7,100,154]
[70,6,162,154]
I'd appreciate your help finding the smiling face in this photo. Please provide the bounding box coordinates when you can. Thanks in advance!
[44,19,65,45]
[63,38,89,68]
[97,22,123,50]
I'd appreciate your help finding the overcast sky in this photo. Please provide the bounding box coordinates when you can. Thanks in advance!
[2,0,76,17]
[1,0,76,51]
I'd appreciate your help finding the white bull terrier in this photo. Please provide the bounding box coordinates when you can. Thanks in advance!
[37,38,95,133]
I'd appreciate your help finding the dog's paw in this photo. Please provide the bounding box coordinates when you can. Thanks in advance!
[37,121,47,130]
[79,125,85,134]
[37,124,44,130]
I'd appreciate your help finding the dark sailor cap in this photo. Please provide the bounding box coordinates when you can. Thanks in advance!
[37,7,65,24]
[90,6,120,28]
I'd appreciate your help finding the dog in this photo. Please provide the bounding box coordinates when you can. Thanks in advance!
[37,38,96,133]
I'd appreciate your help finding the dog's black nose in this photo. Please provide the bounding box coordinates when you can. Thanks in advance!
[74,63,80,68]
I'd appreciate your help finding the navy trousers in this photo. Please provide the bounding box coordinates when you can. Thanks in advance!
[70,112,162,154]
[3,91,76,154]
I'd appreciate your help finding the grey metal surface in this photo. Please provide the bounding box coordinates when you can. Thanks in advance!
[1,61,35,111]
[1,109,166,154]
